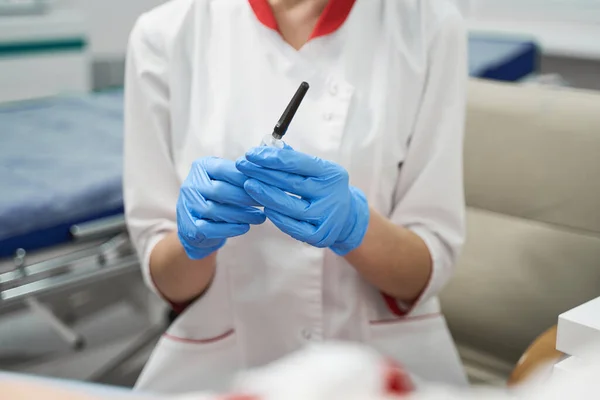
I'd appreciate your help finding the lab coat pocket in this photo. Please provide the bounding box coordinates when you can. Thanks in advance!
[135,267,240,393]
[367,314,467,386]
[135,328,239,394]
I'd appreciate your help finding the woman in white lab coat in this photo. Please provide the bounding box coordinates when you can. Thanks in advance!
[124,0,468,394]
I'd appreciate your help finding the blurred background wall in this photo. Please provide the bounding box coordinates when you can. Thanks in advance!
[3,0,596,91]
[76,0,166,89]
[467,0,600,90]
[81,0,599,91]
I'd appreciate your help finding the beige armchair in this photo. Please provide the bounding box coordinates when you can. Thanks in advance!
[440,79,600,385]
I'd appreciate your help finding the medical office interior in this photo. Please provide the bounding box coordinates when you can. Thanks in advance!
[1,0,599,394]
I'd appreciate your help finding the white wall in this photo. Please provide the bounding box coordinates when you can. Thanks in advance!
[470,0,600,23]
[467,0,600,59]
[71,0,167,58]
[62,0,600,62]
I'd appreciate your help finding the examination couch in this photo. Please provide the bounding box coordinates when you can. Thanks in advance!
[440,79,600,385]
[0,90,167,385]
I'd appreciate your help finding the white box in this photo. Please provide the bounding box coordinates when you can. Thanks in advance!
[553,356,586,379]
[556,297,600,359]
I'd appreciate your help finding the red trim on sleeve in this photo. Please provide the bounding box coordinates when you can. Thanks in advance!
[247,0,356,40]
[381,268,433,317]
[382,289,430,317]
[167,300,191,315]
[383,359,415,396]
[383,293,411,317]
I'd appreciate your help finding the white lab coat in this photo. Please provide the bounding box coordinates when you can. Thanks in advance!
[123,0,468,394]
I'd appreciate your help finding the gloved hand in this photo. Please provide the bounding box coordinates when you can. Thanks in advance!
[236,147,370,256]
[177,157,266,260]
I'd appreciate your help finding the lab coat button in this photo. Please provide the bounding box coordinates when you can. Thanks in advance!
[323,112,333,121]
[329,83,338,96]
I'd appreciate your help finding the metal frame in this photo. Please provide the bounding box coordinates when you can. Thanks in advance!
[1,235,135,304]
[0,215,167,380]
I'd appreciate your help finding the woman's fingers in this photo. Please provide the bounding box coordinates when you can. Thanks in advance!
[189,157,260,206]
[263,208,317,243]
[244,179,312,221]
[188,199,266,225]
[194,220,251,239]
[204,180,263,207]
[201,156,249,187]
[244,147,336,177]
[236,159,319,199]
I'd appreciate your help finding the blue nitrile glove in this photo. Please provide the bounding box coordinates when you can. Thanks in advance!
[177,157,266,260]
[236,147,370,256]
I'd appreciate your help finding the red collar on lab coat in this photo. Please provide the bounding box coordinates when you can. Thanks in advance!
[248,0,356,40]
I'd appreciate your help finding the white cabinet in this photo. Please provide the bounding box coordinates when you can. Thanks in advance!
[0,8,90,102]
